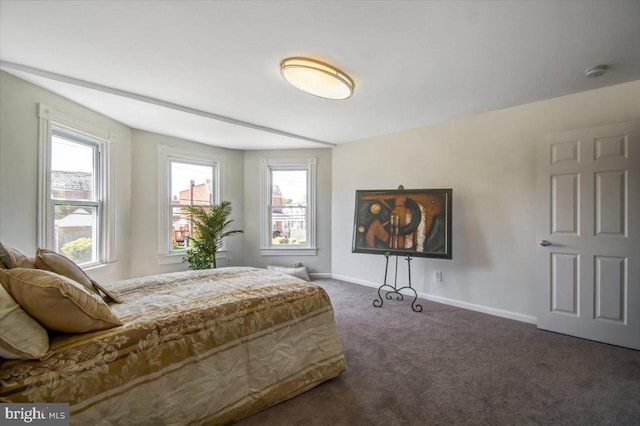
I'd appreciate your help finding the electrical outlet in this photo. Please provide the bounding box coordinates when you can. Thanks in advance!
[435,271,442,282]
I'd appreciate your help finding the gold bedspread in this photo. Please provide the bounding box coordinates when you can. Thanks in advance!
[0,267,347,425]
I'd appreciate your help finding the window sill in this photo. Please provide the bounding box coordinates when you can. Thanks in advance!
[260,247,317,256]
[157,250,228,265]
[84,262,117,281]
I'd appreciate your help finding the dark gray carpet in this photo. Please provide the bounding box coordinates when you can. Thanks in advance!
[237,279,640,425]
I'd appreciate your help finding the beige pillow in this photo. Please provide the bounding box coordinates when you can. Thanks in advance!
[267,265,311,282]
[0,268,122,333]
[0,284,49,359]
[34,248,122,303]
[0,243,35,269]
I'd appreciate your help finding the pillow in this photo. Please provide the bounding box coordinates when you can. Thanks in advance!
[267,265,311,282]
[0,242,15,268]
[34,248,122,303]
[0,283,49,360]
[0,268,122,333]
[0,243,35,269]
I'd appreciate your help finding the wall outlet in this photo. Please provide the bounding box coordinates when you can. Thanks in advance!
[435,271,442,282]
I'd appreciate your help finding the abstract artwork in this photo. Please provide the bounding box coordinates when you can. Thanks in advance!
[352,188,452,259]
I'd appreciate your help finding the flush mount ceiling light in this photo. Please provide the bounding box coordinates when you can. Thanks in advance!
[280,57,354,100]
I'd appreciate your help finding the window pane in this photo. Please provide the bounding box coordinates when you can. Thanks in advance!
[51,135,96,201]
[272,207,307,245]
[172,206,192,249]
[272,170,307,206]
[170,162,215,250]
[271,170,307,246]
[171,162,214,205]
[54,205,98,264]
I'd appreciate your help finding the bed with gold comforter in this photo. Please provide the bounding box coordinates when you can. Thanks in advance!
[0,267,347,424]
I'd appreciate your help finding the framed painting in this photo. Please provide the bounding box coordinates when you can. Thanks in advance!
[352,188,452,259]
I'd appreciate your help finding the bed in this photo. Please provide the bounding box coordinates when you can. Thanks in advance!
[0,266,347,425]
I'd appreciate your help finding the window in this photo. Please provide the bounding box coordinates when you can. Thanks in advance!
[260,158,317,255]
[270,170,308,245]
[38,104,115,268]
[157,145,220,261]
[169,161,216,250]
[50,130,101,264]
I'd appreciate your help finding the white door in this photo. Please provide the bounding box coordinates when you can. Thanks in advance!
[536,121,640,350]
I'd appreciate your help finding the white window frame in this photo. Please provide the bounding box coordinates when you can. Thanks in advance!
[157,145,223,264]
[37,103,117,270]
[260,158,317,256]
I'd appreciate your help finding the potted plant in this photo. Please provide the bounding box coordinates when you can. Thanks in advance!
[182,201,243,269]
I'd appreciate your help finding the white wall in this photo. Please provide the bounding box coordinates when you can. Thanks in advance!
[0,70,133,282]
[332,80,640,322]
[129,130,244,278]
[243,149,332,274]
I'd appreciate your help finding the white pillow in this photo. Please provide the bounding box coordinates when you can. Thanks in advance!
[0,283,49,359]
[267,265,311,282]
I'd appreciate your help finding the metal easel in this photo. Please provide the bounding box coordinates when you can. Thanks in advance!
[373,252,423,312]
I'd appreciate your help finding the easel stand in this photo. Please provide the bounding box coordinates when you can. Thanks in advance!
[373,252,423,312]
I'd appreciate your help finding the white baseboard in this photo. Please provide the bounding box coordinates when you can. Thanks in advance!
[309,272,332,278]
[331,273,537,325]
[330,274,378,288]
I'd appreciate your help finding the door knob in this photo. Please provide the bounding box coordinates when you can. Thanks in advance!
[539,240,552,247]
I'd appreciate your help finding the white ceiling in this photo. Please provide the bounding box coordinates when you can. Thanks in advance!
[1,1,638,150]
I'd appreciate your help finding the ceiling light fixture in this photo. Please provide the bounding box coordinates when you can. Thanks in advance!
[280,57,354,100]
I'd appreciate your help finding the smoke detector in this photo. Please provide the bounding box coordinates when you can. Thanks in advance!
[584,65,608,79]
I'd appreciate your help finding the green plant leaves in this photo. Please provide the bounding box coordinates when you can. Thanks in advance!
[181,201,243,269]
